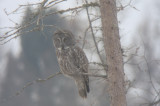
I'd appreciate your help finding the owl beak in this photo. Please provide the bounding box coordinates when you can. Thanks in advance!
[58,44,65,51]
[61,44,65,50]
[58,48,62,51]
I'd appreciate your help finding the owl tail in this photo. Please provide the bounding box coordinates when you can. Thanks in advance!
[75,79,89,99]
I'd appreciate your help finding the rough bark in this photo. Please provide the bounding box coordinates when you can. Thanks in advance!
[99,0,127,106]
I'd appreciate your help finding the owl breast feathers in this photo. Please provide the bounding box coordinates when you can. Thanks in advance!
[53,30,89,98]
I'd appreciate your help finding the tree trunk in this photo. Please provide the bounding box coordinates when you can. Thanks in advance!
[99,0,127,106]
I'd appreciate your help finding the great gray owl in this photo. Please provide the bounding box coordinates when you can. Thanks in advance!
[53,30,89,98]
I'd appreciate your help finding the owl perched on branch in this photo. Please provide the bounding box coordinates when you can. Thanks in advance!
[53,30,89,98]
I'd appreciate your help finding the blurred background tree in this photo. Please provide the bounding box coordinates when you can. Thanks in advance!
[0,0,160,106]
[0,6,88,106]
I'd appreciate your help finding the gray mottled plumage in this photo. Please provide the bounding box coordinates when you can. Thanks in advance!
[53,30,89,98]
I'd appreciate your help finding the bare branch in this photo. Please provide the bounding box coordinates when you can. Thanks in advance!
[4,3,41,16]
[45,0,67,8]
[44,2,99,17]
[89,62,107,67]
[0,2,99,45]
[117,0,139,12]
[82,26,90,49]
[35,71,61,82]
[80,73,107,78]
[37,0,49,26]
[140,35,159,95]
[0,69,106,104]
[0,72,61,104]
[84,0,107,71]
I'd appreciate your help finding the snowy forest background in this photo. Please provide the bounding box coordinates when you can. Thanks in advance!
[0,0,160,106]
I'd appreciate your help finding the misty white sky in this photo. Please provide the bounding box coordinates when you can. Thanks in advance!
[0,0,81,57]
[0,0,158,57]
[0,0,160,105]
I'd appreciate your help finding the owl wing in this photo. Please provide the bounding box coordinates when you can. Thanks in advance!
[71,46,90,93]
[71,46,88,73]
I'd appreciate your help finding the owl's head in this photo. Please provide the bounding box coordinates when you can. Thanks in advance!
[53,30,76,50]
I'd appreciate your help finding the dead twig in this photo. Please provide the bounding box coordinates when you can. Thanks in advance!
[0,72,61,104]
[84,0,107,71]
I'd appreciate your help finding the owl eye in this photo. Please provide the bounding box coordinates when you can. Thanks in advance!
[56,38,61,42]
[53,37,61,47]
[63,37,70,43]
